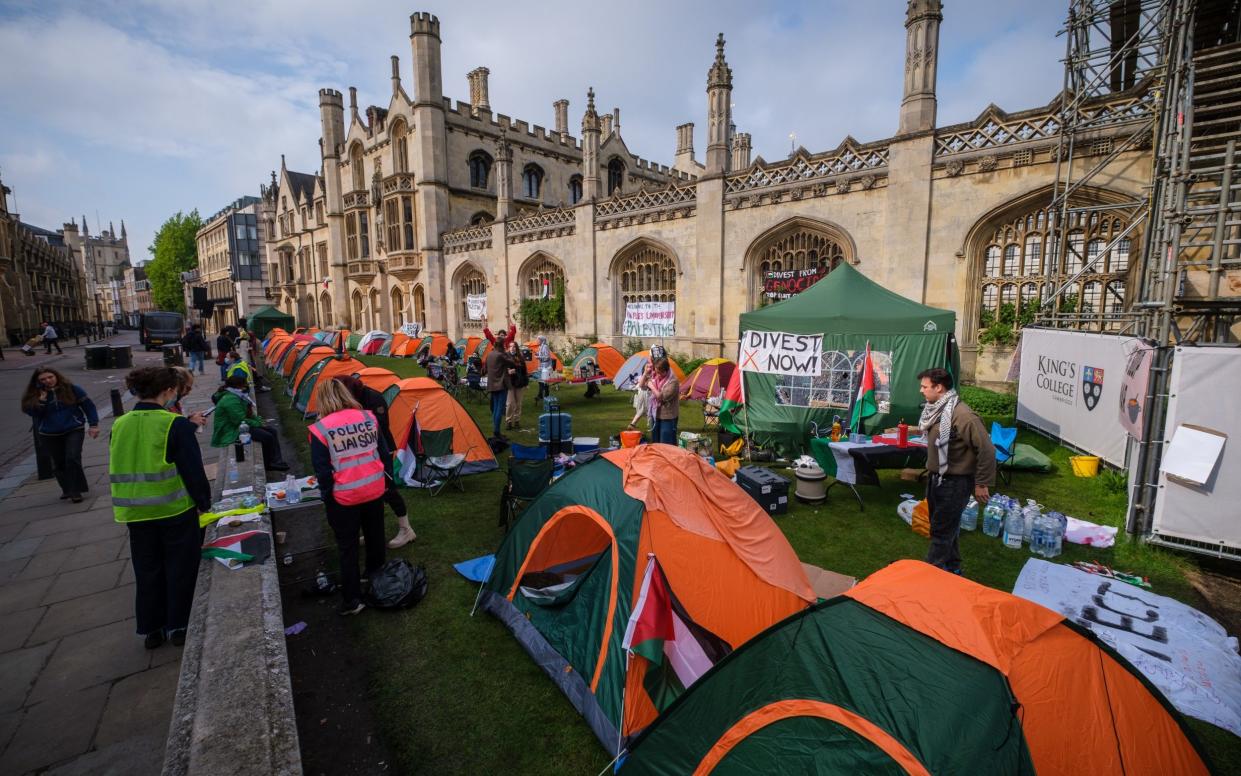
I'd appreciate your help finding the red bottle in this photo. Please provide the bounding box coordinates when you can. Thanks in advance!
[897,418,909,447]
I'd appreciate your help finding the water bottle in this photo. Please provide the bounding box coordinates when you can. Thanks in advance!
[284,474,301,504]
[960,497,979,532]
[238,421,251,446]
[981,498,1004,537]
[226,457,239,485]
[1002,501,1024,549]
[1022,500,1042,543]
[1029,512,1048,557]
[1043,511,1066,559]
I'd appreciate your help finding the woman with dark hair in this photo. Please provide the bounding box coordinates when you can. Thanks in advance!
[335,376,416,548]
[648,357,681,445]
[21,367,99,502]
[504,338,529,430]
[112,366,212,648]
[210,374,289,471]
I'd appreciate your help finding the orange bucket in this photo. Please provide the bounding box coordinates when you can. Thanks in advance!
[620,430,642,448]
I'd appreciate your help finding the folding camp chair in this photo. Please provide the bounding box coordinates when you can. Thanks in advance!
[416,428,469,496]
[990,422,1017,486]
[702,398,721,430]
[499,457,554,531]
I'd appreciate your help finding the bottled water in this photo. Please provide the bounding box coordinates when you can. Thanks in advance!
[1043,510,1066,559]
[285,474,301,504]
[1021,500,1042,543]
[1029,511,1049,557]
[960,497,979,532]
[238,421,251,446]
[226,458,239,485]
[1002,501,1024,549]
[981,498,1004,537]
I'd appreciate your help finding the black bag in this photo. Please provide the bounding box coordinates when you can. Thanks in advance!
[365,558,427,609]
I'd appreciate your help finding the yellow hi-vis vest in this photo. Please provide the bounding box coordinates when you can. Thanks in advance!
[226,359,254,383]
[110,410,196,523]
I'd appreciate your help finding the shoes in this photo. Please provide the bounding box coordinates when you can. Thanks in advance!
[258,386,272,393]
[337,599,365,616]
[59,493,70,500]
[266,462,290,472]
[169,629,187,646]
[388,526,417,549]
[70,495,83,503]
[144,632,165,650]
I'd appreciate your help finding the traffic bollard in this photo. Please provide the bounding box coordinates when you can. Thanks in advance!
[110,388,125,418]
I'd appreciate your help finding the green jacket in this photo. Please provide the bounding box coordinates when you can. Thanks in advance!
[210,389,263,448]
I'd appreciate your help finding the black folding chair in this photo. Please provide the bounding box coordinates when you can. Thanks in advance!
[416,428,469,496]
[499,457,554,531]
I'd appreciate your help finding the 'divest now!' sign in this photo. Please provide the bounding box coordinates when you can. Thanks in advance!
[739,330,823,377]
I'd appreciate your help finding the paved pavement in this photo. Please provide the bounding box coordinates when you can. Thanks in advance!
[0,339,223,775]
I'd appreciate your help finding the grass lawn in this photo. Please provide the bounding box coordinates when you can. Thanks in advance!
[269,354,1241,774]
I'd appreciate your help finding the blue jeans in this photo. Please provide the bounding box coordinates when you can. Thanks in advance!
[652,417,678,445]
[490,390,506,436]
[188,350,204,373]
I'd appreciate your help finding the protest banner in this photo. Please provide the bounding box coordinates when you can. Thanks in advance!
[763,267,827,300]
[738,329,823,377]
[465,294,487,321]
[622,301,675,338]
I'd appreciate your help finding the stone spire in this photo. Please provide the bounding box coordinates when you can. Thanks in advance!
[120,219,127,239]
[109,221,115,237]
[494,132,513,219]
[348,86,360,124]
[581,88,601,200]
[705,33,733,174]
[899,0,942,135]
[391,55,402,95]
[82,215,89,236]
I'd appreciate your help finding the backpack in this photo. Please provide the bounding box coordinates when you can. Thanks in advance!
[366,558,428,609]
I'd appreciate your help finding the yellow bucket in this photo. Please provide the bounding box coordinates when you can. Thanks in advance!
[1070,455,1101,477]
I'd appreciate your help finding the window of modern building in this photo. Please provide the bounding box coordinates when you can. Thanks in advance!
[607,158,625,196]
[615,241,676,334]
[522,164,544,199]
[468,151,492,189]
[569,175,583,205]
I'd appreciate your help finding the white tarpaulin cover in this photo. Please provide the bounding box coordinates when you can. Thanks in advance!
[1013,558,1241,737]
[1016,328,1140,466]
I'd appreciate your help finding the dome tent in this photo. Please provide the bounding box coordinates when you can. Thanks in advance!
[613,351,686,391]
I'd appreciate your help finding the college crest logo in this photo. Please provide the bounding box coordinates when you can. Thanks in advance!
[1081,366,1104,411]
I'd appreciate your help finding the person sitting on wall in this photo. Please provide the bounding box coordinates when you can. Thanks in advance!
[210,373,289,471]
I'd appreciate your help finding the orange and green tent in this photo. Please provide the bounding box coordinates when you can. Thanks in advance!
[292,355,368,415]
[620,560,1213,776]
[481,445,815,751]
[390,333,423,358]
[278,339,319,378]
[288,345,338,397]
[353,366,401,401]
[455,336,484,359]
[386,377,497,476]
[414,332,453,358]
[570,342,626,380]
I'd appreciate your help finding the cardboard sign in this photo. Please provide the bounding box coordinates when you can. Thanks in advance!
[738,330,823,377]
[622,302,675,338]
[465,293,487,321]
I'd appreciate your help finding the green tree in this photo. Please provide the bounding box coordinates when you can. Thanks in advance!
[146,210,203,313]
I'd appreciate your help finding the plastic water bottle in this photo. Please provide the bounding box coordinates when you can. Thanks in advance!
[1021,500,1042,543]
[981,498,1004,537]
[1002,501,1024,549]
[284,474,301,504]
[1029,511,1049,557]
[960,497,979,532]
[226,457,239,485]
[238,421,251,446]
[1043,511,1066,559]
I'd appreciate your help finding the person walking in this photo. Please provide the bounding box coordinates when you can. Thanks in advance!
[21,367,99,502]
[210,374,290,471]
[335,376,416,548]
[181,324,210,375]
[647,357,681,445]
[41,322,62,354]
[111,366,212,648]
[309,378,390,616]
[505,339,529,431]
[485,332,514,439]
[917,367,996,576]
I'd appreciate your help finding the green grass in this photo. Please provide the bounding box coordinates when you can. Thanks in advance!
[269,355,1240,774]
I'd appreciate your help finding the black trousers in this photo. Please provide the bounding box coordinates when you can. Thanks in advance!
[44,338,62,354]
[127,509,202,636]
[325,497,385,603]
[248,425,286,467]
[382,471,407,517]
[39,428,88,497]
[925,473,972,573]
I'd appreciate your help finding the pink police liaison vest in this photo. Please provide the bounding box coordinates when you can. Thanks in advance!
[308,408,386,506]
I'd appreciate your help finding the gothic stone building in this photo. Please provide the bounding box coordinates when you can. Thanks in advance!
[264,3,1153,383]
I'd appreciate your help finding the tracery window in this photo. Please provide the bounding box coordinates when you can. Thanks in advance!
[392,120,409,173]
[391,287,406,325]
[413,284,426,327]
[369,288,382,329]
[607,158,625,196]
[520,253,564,302]
[522,164,543,200]
[470,212,494,226]
[351,290,364,330]
[458,267,486,330]
[319,292,333,328]
[977,203,1133,335]
[468,151,492,189]
[569,175,583,205]
[350,144,364,191]
[749,223,848,309]
[614,242,676,334]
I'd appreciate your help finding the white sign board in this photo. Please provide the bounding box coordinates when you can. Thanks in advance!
[1016,328,1139,466]
[622,301,675,338]
[1014,558,1241,737]
[738,330,823,377]
[465,294,487,321]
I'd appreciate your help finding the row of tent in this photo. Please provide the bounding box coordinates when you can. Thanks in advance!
[480,443,1215,774]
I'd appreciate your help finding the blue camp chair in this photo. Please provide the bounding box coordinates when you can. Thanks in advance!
[990,422,1017,486]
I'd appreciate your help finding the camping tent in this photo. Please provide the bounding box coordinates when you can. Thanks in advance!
[278,339,320,378]
[345,332,362,351]
[391,333,423,358]
[570,342,626,380]
[613,351,686,390]
[481,445,815,751]
[353,366,401,400]
[248,306,295,341]
[455,336,484,359]
[288,345,338,397]
[522,339,563,376]
[736,263,958,456]
[620,560,1212,776]
[358,330,390,355]
[386,377,498,476]
[680,358,736,401]
[377,333,401,357]
[293,355,368,415]
[414,332,453,358]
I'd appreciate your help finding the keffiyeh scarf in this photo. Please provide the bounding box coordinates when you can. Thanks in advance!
[918,389,958,476]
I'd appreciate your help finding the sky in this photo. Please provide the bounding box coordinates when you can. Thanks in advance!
[0,0,1068,266]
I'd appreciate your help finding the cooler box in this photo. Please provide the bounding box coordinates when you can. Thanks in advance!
[736,465,790,516]
[538,412,573,443]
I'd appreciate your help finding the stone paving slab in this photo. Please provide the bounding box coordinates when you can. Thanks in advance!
[28,618,152,704]
[0,576,54,615]
[0,642,55,712]
[28,583,134,645]
[40,559,127,606]
[14,510,112,541]
[9,548,73,582]
[0,608,44,654]
[45,731,165,776]
[94,661,180,749]
[37,524,124,554]
[59,537,127,573]
[0,537,44,562]
[0,684,109,775]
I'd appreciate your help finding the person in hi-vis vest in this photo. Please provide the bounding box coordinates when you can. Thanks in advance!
[111,366,212,649]
[309,379,391,616]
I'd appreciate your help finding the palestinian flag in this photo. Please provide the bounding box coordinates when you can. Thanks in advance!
[202,529,271,568]
[717,367,744,435]
[850,342,878,433]
[622,557,731,712]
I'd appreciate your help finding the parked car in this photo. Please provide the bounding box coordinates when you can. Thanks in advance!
[139,311,185,350]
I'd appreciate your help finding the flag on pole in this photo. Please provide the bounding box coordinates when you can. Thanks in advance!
[850,342,878,433]
[622,556,731,712]
[718,366,744,434]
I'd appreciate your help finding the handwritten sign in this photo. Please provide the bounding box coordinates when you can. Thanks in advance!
[622,302,675,338]
[465,294,487,321]
[738,330,823,377]
[763,267,827,299]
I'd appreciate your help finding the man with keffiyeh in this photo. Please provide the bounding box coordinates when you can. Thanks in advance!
[917,368,996,574]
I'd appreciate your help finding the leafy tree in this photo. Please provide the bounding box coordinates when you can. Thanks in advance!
[146,210,203,313]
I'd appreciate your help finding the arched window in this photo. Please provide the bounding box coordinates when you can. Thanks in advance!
[413,284,426,327]
[522,164,544,200]
[520,252,565,305]
[568,175,583,205]
[746,219,851,309]
[351,290,364,330]
[320,292,333,328]
[614,241,676,335]
[607,158,625,196]
[369,288,382,329]
[468,151,492,189]
[458,266,486,330]
[391,120,409,173]
[390,286,406,325]
[350,143,364,191]
[470,212,494,227]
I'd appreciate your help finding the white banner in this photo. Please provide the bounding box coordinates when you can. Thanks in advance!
[738,330,823,377]
[1016,329,1139,466]
[465,294,487,321]
[622,301,675,338]
[1014,558,1241,737]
